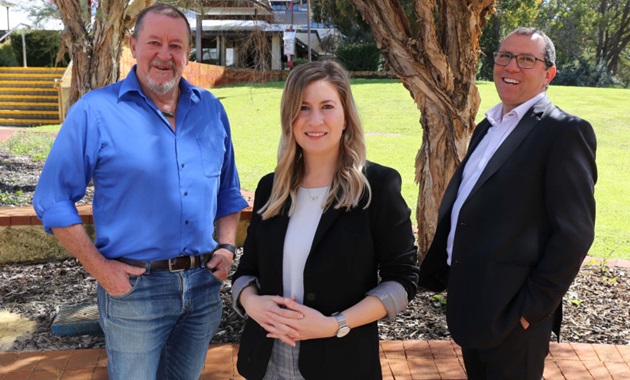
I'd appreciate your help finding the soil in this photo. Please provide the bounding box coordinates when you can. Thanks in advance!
[1,145,629,352]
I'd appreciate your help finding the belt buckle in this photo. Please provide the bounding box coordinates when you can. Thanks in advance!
[168,255,195,272]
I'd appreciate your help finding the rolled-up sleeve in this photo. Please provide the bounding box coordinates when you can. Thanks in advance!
[367,280,409,320]
[33,99,100,234]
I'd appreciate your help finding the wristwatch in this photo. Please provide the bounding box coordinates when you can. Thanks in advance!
[332,312,350,338]
[215,243,237,260]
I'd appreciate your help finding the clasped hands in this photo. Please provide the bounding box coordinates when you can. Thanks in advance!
[242,294,338,346]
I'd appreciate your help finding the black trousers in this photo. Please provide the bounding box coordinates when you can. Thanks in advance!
[461,317,553,380]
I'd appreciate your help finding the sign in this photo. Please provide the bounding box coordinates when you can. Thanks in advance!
[283,31,295,56]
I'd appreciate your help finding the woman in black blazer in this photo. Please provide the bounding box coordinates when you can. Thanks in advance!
[232,61,420,380]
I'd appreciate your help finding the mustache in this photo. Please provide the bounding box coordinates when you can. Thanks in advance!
[150,60,176,70]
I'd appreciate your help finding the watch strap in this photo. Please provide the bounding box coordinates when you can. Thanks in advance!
[333,312,350,338]
[215,243,237,259]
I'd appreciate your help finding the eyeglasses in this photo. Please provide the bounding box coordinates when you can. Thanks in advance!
[493,51,548,69]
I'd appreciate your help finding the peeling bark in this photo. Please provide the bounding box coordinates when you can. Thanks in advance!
[55,0,152,106]
[348,0,495,256]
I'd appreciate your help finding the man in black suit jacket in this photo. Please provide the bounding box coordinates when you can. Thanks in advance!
[419,27,597,379]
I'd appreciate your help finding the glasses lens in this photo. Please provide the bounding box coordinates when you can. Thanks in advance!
[516,55,536,69]
[494,52,511,66]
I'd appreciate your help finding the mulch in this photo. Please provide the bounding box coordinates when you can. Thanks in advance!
[0,256,627,352]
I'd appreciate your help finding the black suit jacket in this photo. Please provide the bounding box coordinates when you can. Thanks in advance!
[419,96,597,350]
[234,162,420,380]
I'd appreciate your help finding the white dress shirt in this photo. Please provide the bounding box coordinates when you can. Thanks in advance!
[446,92,546,265]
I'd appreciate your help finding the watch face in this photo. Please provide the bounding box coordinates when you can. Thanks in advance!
[336,326,350,338]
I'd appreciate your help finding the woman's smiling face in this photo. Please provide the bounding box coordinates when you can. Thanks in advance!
[292,80,346,160]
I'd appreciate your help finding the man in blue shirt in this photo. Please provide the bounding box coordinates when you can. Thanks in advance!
[33,3,248,379]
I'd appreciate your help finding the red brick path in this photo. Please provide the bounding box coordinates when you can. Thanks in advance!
[1,340,629,379]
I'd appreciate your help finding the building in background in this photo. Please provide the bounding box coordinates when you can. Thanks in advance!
[187,0,334,70]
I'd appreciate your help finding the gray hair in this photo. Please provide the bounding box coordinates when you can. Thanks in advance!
[505,27,556,68]
[132,3,192,47]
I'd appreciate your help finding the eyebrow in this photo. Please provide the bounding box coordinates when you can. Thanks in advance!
[146,34,185,44]
[302,99,337,104]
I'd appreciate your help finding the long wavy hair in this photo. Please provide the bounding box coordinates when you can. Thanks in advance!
[260,61,371,219]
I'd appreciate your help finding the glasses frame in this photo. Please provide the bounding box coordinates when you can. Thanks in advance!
[493,51,549,69]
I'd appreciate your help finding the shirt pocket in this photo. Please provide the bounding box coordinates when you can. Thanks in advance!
[196,135,225,178]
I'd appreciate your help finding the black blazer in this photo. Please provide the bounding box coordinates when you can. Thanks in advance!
[419,96,597,350]
[233,162,420,380]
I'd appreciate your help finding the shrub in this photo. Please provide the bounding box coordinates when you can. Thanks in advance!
[10,30,69,67]
[292,57,308,67]
[0,42,18,66]
[554,59,624,88]
[335,42,382,71]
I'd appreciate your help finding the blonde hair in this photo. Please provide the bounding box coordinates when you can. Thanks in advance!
[260,61,371,219]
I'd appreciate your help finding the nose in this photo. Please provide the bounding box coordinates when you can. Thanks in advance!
[504,56,520,71]
[308,109,324,126]
[157,45,172,60]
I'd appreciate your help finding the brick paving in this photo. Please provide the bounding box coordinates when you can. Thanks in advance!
[1,340,629,379]
[0,127,20,143]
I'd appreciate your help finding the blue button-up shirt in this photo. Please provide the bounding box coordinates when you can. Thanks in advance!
[33,66,248,261]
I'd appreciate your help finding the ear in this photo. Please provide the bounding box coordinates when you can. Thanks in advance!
[545,65,557,86]
[130,36,137,59]
[185,46,192,66]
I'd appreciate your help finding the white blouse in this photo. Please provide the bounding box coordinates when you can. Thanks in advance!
[282,186,329,303]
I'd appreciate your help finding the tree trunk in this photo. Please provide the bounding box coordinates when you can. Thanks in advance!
[55,0,151,106]
[348,0,495,256]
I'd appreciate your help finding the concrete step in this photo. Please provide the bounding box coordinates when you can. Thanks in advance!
[0,101,58,111]
[0,118,60,126]
[0,67,66,75]
[0,73,62,81]
[0,94,58,102]
[0,110,58,118]
[0,80,56,88]
[0,88,57,96]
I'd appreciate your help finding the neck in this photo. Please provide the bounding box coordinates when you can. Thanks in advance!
[302,154,337,188]
[138,79,180,116]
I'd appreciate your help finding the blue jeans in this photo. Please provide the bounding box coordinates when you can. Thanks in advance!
[97,266,223,380]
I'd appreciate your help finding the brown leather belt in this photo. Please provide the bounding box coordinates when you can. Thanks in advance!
[116,253,213,272]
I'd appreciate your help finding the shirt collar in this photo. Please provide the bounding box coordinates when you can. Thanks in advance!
[486,92,547,125]
[118,65,201,105]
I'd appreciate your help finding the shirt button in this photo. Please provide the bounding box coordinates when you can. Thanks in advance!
[180,163,185,168]
[184,192,188,196]
[185,220,189,224]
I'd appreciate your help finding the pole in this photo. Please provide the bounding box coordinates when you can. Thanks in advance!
[21,28,26,67]
[307,0,311,62]
[5,6,9,30]
[288,1,294,69]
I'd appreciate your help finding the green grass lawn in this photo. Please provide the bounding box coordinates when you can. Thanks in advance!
[22,80,630,260]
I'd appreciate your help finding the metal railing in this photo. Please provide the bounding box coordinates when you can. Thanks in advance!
[0,22,30,67]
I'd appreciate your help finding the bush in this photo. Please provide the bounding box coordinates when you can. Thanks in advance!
[335,42,382,71]
[292,57,308,67]
[554,59,624,88]
[0,42,18,66]
[10,30,69,67]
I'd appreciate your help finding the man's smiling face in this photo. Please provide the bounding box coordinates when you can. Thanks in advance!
[493,32,556,114]
[130,11,191,97]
